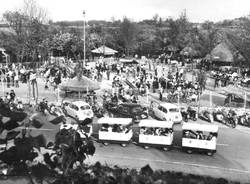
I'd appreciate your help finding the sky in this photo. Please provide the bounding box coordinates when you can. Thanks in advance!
[1,0,250,22]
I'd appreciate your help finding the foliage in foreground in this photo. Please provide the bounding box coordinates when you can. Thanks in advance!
[0,102,244,184]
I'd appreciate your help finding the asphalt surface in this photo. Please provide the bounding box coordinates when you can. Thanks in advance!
[2,73,250,183]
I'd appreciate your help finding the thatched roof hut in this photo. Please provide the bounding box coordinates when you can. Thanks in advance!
[210,42,234,63]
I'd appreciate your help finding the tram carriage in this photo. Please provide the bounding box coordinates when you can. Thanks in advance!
[97,117,133,147]
[182,123,218,156]
[138,120,174,151]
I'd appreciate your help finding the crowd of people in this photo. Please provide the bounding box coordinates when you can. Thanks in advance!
[183,130,217,141]
[100,123,130,133]
[93,59,203,106]
[140,127,173,136]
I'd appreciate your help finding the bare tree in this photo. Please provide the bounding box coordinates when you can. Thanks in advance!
[22,0,49,23]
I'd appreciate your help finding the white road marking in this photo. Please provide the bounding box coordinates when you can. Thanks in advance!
[217,143,229,146]
[95,154,250,174]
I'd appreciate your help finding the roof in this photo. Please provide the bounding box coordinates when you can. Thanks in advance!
[119,103,142,107]
[72,101,90,107]
[139,120,174,128]
[119,59,138,64]
[98,118,132,125]
[91,45,118,55]
[160,103,179,109]
[210,42,234,62]
[182,123,218,133]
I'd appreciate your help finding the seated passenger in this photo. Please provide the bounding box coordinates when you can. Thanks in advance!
[196,131,204,140]
[160,128,169,136]
[140,127,146,134]
[154,128,160,136]
[207,133,216,141]
[16,101,24,111]
[145,128,154,135]
[184,131,191,138]
[101,124,109,131]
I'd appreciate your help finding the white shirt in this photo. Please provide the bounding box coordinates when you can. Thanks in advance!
[30,73,36,81]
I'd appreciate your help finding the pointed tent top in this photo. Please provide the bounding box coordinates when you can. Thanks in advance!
[91,45,118,55]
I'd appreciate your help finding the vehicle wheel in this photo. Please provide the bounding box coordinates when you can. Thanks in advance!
[193,117,197,121]
[121,143,127,147]
[163,147,170,151]
[103,142,109,146]
[144,146,149,149]
[184,118,188,122]
[187,149,192,154]
[207,151,213,156]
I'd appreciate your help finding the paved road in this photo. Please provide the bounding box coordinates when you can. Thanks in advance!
[3,76,250,183]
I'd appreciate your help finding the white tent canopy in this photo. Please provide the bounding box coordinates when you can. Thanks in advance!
[91,45,118,55]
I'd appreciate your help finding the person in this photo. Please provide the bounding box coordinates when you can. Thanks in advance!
[184,130,191,138]
[6,74,10,88]
[14,73,19,88]
[196,131,204,139]
[16,101,24,111]
[131,94,137,103]
[111,93,118,103]
[159,86,163,101]
[101,124,109,131]
[10,90,16,102]
[6,92,11,103]
[40,98,48,114]
[140,127,146,134]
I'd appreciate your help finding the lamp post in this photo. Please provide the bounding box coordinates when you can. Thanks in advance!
[38,54,41,69]
[83,10,86,68]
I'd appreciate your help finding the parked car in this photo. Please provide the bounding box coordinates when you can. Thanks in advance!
[62,101,94,122]
[152,103,182,123]
[108,103,148,121]
[224,93,250,108]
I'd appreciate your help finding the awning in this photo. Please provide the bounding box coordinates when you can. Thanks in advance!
[91,46,118,55]
[59,76,100,92]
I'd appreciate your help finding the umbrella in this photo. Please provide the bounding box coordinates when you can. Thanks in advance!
[59,76,100,92]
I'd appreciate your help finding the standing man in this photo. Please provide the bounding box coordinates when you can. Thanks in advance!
[30,69,38,101]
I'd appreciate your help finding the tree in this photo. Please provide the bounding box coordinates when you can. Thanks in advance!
[55,128,95,176]
[119,17,138,56]
[2,0,49,63]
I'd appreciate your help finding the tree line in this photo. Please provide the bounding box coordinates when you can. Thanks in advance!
[1,0,250,66]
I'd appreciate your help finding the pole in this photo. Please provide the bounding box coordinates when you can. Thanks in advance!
[244,92,247,111]
[209,91,212,109]
[58,87,60,103]
[178,92,180,106]
[1,75,4,96]
[83,10,86,68]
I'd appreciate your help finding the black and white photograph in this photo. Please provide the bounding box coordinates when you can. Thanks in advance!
[0,0,250,183]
